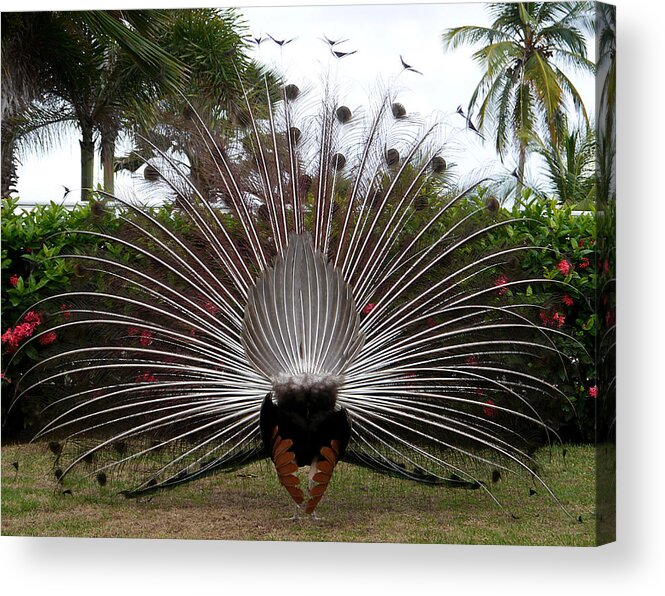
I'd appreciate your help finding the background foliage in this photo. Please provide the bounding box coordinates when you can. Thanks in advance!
[1,193,598,442]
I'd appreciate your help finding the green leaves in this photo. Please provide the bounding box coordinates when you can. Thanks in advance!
[442,1,594,199]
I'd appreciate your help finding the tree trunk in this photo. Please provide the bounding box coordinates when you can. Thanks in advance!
[80,124,95,201]
[1,120,18,198]
[101,129,117,195]
[515,140,527,206]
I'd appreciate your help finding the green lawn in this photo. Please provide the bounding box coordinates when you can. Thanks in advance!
[1,442,602,545]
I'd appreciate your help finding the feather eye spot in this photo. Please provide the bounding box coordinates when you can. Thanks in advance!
[283,84,300,101]
[391,102,407,119]
[431,156,447,174]
[331,153,346,171]
[289,126,302,145]
[486,197,500,213]
[336,105,352,123]
[144,164,160,181]
[385,148,400,167]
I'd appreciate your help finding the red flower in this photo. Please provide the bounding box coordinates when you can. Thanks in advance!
[204,301,221,315]
[9,274,19,287]
[605,309,615,327]
[23,310,42,326]
[38,331,57,346]
[552,312,566,328]
[0,372,10,384]
[578,257,590,269]
[135,372,157,383]
[540,310,565,328]
[139,330,154,347]
[483,399,498,418]
[562,294,574,307]
[1,321,38,352]
[60,303,73,320]
[589,386,598,398]
[578,238,585,248]
[556,259,571,276]
[362,303,376,315]
[127,326,140,337]
[494,274,509,296]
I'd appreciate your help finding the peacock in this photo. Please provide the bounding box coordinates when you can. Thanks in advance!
[5,58,575,519]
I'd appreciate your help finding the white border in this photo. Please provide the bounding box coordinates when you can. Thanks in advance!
[2,1,663,594]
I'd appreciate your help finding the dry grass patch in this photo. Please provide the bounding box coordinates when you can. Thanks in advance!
[2,442,599,545]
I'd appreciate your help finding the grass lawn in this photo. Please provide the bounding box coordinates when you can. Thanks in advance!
[1,442,601,545]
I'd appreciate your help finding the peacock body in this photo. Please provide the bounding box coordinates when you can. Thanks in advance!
[7,66,572,517]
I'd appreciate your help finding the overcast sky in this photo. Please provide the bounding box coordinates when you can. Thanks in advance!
[12,1,596,203]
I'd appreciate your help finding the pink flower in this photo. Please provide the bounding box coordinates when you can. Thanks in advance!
[38,331,57,346]
[539,311,551,326]
[362,303,376,315]
[0,372,10,384]
[556,259,571,276]
[127,326,140,337]
[9,274,19,287]
[578,257,590,269]
[494,274,509,296]
[562,294,574,307]
[139,330,154,347]
[483,399,498,418]
[60,303,73,320]
[589,386,598,398]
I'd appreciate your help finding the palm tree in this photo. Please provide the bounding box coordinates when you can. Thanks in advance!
[442,2,594,198]
[133,8,280,201]
[533,123,595,208]
[1,11,185,199]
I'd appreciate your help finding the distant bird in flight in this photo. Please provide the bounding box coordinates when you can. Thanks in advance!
[454,107,484,140]
[61,185,71,199]
[268,34,296,47]
[320,34,348,47]
[250,35,267,46]
[330,48,357,59]
[400,55,423,75]
[466,118,484,139]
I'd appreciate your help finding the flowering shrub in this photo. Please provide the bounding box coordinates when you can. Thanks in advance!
[497,196,599,440]
[1,197,121,436]
[1,193,600,442]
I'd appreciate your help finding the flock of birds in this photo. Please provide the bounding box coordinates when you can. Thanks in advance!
[7,31,574,521]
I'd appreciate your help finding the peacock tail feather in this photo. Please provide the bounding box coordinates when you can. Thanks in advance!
[7,72,578,515]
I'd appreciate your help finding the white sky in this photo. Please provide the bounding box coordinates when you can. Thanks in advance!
[11,1,596,203]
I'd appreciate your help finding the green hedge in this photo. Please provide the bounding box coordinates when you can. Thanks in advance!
[1,194,598,441]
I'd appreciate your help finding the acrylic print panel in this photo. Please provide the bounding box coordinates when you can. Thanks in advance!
[1,1,615,546]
